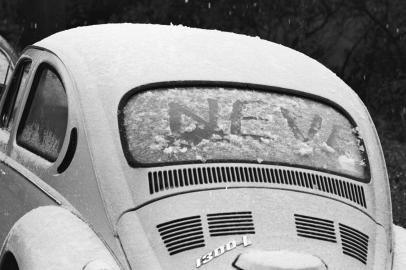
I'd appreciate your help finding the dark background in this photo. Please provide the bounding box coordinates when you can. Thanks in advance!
[1,0,405,226]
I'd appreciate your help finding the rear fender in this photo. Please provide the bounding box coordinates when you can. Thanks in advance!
[0,206,121,270]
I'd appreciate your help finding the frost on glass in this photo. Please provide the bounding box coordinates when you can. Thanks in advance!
[17,68,68,162]
[122,87,367,179]
[19,122,61,159]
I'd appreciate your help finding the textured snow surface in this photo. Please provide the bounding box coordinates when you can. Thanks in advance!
[34,24,374,173]
[34,23,363,116]
[123,87,366,178]
[5,206,119,270]
[34,24,388,228]
[393,224,406,270]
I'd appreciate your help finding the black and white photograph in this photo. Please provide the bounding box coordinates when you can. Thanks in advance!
[0,1,405,269]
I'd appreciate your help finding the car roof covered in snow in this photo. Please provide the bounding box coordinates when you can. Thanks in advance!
[35,24,366,116]
[33,24,379,168]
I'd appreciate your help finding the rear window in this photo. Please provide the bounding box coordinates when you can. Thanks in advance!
[120,87,368,180]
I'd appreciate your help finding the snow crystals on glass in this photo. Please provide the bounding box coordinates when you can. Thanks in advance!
[122,87,368,179]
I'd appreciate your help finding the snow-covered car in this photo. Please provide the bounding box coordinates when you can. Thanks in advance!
[0,24,395,270]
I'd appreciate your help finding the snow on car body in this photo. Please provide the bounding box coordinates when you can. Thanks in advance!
[0,24,393,269]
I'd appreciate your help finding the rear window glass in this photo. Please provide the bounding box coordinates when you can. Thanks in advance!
[120,87,368,180]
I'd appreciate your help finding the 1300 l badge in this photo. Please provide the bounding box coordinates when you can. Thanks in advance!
[196,236,252,268]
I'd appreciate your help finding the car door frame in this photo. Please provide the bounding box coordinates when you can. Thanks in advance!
[0,46,126,266]
[0,47,79,247]
[1,47,79,205]
[0,49,37,155]
[0,35,17,65]
[8,48,70,170]
[6,47,115,248]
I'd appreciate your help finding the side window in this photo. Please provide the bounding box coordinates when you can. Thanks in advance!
[17,65,68,162]
[0,61,31,131]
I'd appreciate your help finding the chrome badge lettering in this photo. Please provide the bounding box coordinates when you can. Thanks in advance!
[196,236,252,268]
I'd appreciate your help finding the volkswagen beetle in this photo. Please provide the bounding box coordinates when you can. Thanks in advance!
[0,24,394,270]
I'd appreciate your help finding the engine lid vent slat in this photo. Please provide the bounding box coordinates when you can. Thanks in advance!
[207,211,255,237]
[148,165,367,209]
[157,216,205,256]
[294,214,337,243]
[339,223,369,264]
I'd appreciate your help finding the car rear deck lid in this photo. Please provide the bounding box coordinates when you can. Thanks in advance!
[233,250,327,270]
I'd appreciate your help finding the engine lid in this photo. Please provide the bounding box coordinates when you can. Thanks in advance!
[233,249,327,270]
[117,188,387,270]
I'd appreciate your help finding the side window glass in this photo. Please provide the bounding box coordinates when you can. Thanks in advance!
[17,66,68,162]
[0,61,31,131]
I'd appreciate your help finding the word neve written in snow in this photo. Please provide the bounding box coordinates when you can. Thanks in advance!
[169,98,347,148]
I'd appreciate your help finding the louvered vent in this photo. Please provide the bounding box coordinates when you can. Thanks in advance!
[339,223,369,264]
[294,214,336,243]
[148,165,367,208]
[207,211,255,237]
[157,216,205,255]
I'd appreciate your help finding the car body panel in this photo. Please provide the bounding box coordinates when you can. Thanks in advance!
[2,206,120,270]
[6,47,126,265]
[0,24,392,270]
[34,24,390,230]
[0,47,127,268]
[0,153,58,243]
[118,188,390,269]
[0,36,17,65]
